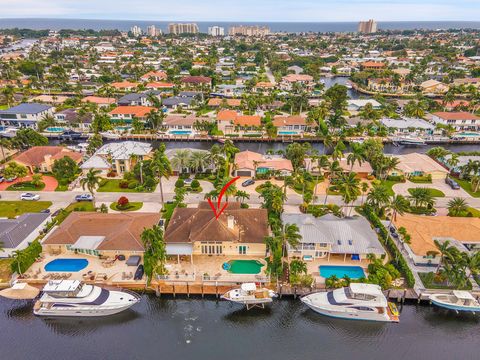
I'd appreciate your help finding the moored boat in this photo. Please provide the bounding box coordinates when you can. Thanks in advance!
[33,280,140,317]
[429,291,480,313]
[301,283,399,322]
[392,136,426,146]
[221,283,277,309]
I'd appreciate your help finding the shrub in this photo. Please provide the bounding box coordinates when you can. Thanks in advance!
[143,176,156,189]
[106,170,117,178]
[387,175,406,182]
[128,180,138,189]
[191,179,200,189]
[10,240,42,274]
[175,179,184,188]
[119,180,129,189]
[366,174,375,180]
[117,196,129,208]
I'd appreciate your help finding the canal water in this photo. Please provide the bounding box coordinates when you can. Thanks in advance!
[1,295,479,360]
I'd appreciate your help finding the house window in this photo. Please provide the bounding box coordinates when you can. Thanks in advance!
[238,245,247,255]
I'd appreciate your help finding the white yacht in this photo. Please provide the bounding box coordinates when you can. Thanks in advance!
[33,280,140,317]
[430,291,480,313]
[221,283,277,309]
[301,283,399,322]
[392,136,426,146]
[100,131,121,140]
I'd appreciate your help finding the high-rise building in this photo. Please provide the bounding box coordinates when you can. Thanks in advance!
[147,25,162,37]
[208,26,225,37]
[168,23,199,35]
[358,19,378,34]
[130,25,142,37]
[228,25,270,37]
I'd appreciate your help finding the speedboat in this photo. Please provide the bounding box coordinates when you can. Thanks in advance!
[221,283,277,309]
[301,283,399,322]
[33,280,140,317]
[429,291,480,313]
[392,136,426,146]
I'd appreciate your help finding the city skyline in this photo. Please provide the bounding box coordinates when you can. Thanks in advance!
[0,0,479,22]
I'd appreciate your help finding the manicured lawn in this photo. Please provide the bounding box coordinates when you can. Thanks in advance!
[0,105,8,110]
[449,207,480,218]
[0,258,13,282]
[110,202,143,212]
[97,179,153,193]
[456,178,480,198]
[6,181,45,191]
[292,179,323,195]
[407,188,445,197]
[161,202,177,224]
[419,272,471,290]
[381,180,401,196]
[54,201,96,224]
[0,201,52,219]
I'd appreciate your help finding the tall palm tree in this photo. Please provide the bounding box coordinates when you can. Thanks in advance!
[408,187,435,209]
[171,149,191,174]
[189,151,210,173]
[80,169,101,196]
[314,155,330,204]
[335,172,361,216]
[387,195,410,228]
[434,239,451,274]
[281,223,302,258]
[235,190,250,204]
[151,148,172,206]
[366,184,391,214]
[217,177,237,202]
[347,143,365,171]
[447,197,469,216]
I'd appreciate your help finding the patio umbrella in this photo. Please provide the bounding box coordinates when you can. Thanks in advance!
[0,282,40,300]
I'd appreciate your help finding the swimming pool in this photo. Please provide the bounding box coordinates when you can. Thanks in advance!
[45,258,89,272]
[319,265,365,279]
[45,127,65,133]
[225,260,264,274]
[170,130,191,135]
[279,131,299,135]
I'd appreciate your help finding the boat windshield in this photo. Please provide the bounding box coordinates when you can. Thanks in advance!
[344,287,376,301]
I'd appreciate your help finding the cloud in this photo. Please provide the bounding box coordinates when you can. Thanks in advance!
[0,0,478,21]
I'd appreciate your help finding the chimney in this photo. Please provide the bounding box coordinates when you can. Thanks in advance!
[227,215,235,229]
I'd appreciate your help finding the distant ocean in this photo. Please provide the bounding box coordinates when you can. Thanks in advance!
[0,18,479,33]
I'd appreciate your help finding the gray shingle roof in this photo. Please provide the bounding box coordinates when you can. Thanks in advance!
[281,213,385,255]
[0,213,49,249]
[0,103,52,115]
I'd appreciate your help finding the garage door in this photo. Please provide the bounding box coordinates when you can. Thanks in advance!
[236,170,252,177]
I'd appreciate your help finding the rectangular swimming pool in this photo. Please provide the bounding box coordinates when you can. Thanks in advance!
[319,265,365,279]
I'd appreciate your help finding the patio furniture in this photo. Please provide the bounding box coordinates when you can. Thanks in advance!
[117,255,126,261]
[126,255,141,267]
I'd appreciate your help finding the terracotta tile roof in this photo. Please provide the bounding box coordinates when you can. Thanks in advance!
[255,82,274,88]
[165,202,269,244]
[13,146,82,167]
[208,98,241,107]
[217,109,238,121]
[146,82,175,89]
[44,212,162,251]
[234,115,261,127]
[282,74,314,82]
[394,214,480,256]
[432,111,480,120]
[111,81,138,89]
[109,106,155,117]
[140,71,168,81]
[81,96,116,105]
[234,150,293,172]
[181,76,212,84]
[272,115,307,127]
[361,61,386,68]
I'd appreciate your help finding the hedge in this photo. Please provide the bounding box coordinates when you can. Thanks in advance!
[362,205,415,288]
[10,240,43,274]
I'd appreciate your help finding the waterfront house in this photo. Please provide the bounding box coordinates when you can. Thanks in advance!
[162,96,196,110]
[272,115,310,135]
[442,154,480,174]
[0,213,51,257]
[118,91,161,107]
[42,212,162,258]
[304,155,373,178]
[360,61,386,70]
[279,74,314,91]
[347,99,381,112]
[12,146,82,173]
[431,112,480,131]
[233,150,293,177]
[163,115,213,135]
[81,96,116,108]
[108,106,155,124]
[0,103,54,128]
[393,215,480,266]
[164,202,269,262]
[82,141,152,175]
[387,153,448,179]
[420,80,448,95]
[281,213,385,262]
[380,118,435,135]
[54,108,93,131]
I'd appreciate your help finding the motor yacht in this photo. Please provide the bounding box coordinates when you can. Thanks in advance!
[33,280,140,317]
[301,283,399,322]
[221,283,277,309]
[392,136,426,146]
[429,291,480,313]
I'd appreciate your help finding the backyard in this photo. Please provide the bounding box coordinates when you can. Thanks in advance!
[0,201,52,219]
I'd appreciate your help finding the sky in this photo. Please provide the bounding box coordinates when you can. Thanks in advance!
[0,0,479,22]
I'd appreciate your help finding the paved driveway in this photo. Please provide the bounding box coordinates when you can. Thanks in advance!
[392,179,471,198]
[0,175,58,191]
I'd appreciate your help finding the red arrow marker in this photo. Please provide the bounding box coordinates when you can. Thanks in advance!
[207,176,240,219]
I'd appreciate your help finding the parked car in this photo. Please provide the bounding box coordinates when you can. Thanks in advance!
[20,193,40,201]
[0,176,4,183]
[75,193,94,202]
[183,178,193,186]
[242,179,255,187]
[6,176,17,182]
[159,218,165,231]
[445,177,460,190]
[40,209,50,214]
[389,226,399,239]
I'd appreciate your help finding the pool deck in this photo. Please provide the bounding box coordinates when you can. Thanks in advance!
[303,257,370,284]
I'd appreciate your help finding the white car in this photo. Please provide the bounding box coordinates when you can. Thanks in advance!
[20,193,40,201]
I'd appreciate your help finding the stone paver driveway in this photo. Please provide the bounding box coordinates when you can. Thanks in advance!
[392,179,471,198]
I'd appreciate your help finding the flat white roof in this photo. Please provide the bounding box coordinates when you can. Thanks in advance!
[72,236,105,250]
[43,280,82,292]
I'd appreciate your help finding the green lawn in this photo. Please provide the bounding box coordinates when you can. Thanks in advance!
[54,201,97,224]
[0,258,13,282]
[292,179,324,195]
[55,184,69,191]
[456,178,480,198]
[0,201,52,219]
[407,188,445,197]
[0,105,8,110]
[381,180,401,196]
[110,202,143,212]
[449,207,480,218]
[419,272,471,290]
[161,202,177,225]
[6,181,45,191]
[97,179,154,193]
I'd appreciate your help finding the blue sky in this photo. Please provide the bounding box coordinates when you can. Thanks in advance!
[0,0,479,21]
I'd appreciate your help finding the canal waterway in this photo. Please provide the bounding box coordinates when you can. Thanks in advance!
[1,295,479,360]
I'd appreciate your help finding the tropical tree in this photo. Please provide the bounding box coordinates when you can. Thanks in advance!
[141,225,167,284]
[189,151,210,173]
[281,223,302,257]
[80,169,101,195]
[387,195,410,229]
[4,161,28,180]
[346,143,365,171]
[235,190,250,204]
[447,197,469,217]
[408,187,435,209]
[335,172,361,216]
[171,149,191,174]
[151,145,172,206]
[31,173,43,188]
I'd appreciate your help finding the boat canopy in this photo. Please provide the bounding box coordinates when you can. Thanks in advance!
[241,283,257,292]
[349,283,382,296]
[43,280,82,293]
[453,290,475,300]
[0,282,40,300]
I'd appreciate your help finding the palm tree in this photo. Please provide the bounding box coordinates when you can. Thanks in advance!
[335,172,361,216]
[151,148,172,206]
[366,183,390,214]
[471,175,480,193]
[314,155,329,204]
[189,151,210,173]
[447,197,469,216]
[80,169,101,195]
[324,160,341,205]
[408,187,435,209]
[1,85,15,107]
[281,223,302,258]
[360,182,369,205]
[387,195,410,229]
[235,190,250,204]
[445,153,459,177]
[171,149,191,174]
[218,177,237,202]
[204,189,219,201]
[347,143,365,171]
[434,239,451,274]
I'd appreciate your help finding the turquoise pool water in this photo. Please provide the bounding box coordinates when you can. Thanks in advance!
[45,127,65,133]
[319,265,365,279]
[279,131,298,135]
[45,258,89,272]
[170,130,191,135]
[456,132,480,137]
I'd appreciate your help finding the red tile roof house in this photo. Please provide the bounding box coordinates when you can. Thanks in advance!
[233,150,293,178]
[180,76,212,90]
[109,106,156,124]
[280,74,314,91]
[216,110,262,135]
[431,111,480,131]
[360,61,386,70]
[304,156,373,178]
[272,115,310,136]
[145,82,175,91]
[12,146,83,173]
[140,71,168,82]
[163,115,213,135]
[81,96,116,108]
[110,81,139,92]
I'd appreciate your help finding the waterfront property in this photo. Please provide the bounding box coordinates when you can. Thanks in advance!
[393,214,480,266]
[109,106,155,123]
[304,155,373,178]
[272,115,310,135]
[233,150,293,177]
[388,152,448,180]
[12,146,82,173]
[431,112,480,131]
[0,103,55,128]
[281,213,386,262]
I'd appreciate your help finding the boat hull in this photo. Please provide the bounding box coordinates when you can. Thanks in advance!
[430,299,480,312]
[33,302,137,317]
